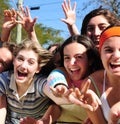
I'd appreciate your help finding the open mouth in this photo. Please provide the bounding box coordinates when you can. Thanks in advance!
[110,62,120,69]
[17,71,28,78]
[70,68,80,73]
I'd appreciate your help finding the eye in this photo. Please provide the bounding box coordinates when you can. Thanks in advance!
[64,56,70,62]
[87,26,94,32]
[104,47,113,53]
[16,56,24,61]
[28,60,35,65]
[99,25,107,31]
[75,55,83,60]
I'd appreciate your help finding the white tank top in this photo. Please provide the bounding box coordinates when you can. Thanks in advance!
[100,70,120,123]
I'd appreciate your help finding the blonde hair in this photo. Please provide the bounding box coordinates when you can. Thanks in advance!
[14,39,53,68]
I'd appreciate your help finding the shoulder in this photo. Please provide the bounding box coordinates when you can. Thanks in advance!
[87,69,104,95]
[89,69,104,84]
[0,71,12,82]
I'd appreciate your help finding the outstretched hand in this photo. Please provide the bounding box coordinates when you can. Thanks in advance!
[16,6,37,33]
[108,101,120,124]
[63,79,101,111]
[3,9,17,30]
[61,0,76,26]
[50,85,69,97]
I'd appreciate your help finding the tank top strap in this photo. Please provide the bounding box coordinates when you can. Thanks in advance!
[103,70,106,93]
[88,76,100,98]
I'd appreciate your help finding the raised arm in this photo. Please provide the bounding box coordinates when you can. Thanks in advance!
[61,0,80,35]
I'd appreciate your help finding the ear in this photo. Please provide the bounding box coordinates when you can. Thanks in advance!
[36,67,41,74]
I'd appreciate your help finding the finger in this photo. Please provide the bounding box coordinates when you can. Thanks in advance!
[68,0,71,10]
[64,88,73,97]
[49,115,52,124]
[61,3,67,17]
[81,79,91,94]
[50,87,61,97]
[7,10,12,17]
[33,17,37,24]
[72,1,76,11]
[11,9,16,17]
[4,10,8,16]
[63,0,68,11]
[74,88,83,100]
[16,11,23,20]
[20,5,27,17]
[26,6,31,18]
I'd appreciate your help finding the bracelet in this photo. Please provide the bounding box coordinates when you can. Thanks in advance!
[54,83,69,89]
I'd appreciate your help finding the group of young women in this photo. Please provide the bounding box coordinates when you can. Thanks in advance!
[0,0,120,124]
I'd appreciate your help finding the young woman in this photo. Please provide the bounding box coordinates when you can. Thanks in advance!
[45,35,102,123]
[0,39,60,124]
[61,0,120,48]
[61,25,120,124]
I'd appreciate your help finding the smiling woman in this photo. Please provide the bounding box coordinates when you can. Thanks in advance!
[0,39,61,124]
[44,34,103,123]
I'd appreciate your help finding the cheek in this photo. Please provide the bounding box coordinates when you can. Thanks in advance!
[86,31,92,38]
[64,61,67,69]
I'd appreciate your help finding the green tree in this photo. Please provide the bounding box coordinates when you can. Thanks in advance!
[21,23,64,47]
[81,0,120,17]
[0,0,64,46]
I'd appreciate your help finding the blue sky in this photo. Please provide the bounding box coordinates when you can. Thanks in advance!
[10,0,99,39]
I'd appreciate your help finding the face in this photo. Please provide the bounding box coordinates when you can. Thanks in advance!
[64,42,89,81]
[13,49,40,85]
[101,37,120,76]
[86,15,110,48]
[0,47,13,72]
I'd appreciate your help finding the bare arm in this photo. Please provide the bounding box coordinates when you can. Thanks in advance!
[0,95,7,124]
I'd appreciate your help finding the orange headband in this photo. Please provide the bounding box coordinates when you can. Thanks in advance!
[99,26,120,50]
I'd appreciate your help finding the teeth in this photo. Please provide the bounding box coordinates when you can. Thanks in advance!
[71,68,79,71]
[111,62,120,65]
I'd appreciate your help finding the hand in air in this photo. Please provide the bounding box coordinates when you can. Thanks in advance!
[16,6,37,33]
[3,9,17,31]
[61,0,76,26]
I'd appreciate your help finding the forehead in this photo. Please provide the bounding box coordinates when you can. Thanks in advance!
[0,47,12,58]
[88,15,109,26]
[103,36,120,46]
[17,49,38,60]
[64,42,87,54]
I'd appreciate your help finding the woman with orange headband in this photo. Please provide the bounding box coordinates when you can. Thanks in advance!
[51,25,120,124]
[72,25,120,124]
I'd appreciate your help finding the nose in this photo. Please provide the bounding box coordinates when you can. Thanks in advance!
[21,61,28,69]
[112,50,120,60]
[94,27,101,36]
[70,57,76,65]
